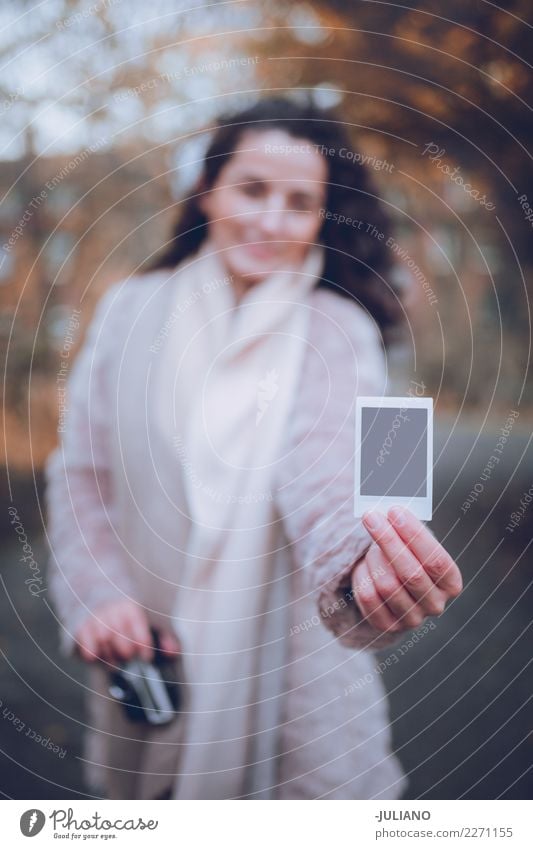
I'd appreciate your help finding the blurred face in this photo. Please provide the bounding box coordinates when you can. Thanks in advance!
[198,129,328,296]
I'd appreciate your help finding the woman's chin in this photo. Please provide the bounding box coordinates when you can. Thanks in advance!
[223,250,280,283]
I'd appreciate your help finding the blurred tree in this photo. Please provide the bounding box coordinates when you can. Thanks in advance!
[0,0,531,471]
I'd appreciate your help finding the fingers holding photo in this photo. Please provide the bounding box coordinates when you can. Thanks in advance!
[351,554,403,633]
[364,542,441,627]
[387,507,463,598]
[362,510,444,611]
[361,507,462,606]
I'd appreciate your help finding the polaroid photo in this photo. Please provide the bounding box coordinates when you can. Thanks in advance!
[354,396,433,521]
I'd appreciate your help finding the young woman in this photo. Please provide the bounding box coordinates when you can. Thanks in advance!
[45,96,463,800]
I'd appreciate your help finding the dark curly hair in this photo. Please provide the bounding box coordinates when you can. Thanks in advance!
[148,96,404,343]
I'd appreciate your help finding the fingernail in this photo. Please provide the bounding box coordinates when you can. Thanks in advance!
[389,507,406,526]
[363,511,382,531]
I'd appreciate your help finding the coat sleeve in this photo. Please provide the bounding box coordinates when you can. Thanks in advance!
[274,292,416,650]
[44,282,138,655]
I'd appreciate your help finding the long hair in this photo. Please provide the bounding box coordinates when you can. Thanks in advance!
[147,96,404,342]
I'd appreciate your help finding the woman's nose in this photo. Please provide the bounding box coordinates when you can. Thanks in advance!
[257,197,285,235]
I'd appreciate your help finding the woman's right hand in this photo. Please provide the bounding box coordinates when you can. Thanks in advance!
[74,599,180,663]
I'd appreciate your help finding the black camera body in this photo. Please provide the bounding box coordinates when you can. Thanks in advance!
[108,629,182,726]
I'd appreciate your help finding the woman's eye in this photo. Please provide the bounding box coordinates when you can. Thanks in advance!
[239,182,264,198]
[290,194,318,212]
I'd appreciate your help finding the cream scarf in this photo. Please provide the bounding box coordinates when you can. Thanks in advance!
[154,237,324,798]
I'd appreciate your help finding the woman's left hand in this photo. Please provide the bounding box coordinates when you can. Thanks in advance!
[351,507,463,633]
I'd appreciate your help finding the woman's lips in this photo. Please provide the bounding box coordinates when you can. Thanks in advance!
[240,242,280,260]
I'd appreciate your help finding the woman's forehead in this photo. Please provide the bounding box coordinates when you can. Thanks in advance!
[224,128,328,185]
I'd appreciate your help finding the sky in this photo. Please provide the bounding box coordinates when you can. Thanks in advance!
[0,0,327,160]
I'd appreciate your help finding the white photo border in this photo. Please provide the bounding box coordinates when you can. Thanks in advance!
[354,395,433,521]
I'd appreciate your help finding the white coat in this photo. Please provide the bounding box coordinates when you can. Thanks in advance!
[45,269,412,800]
